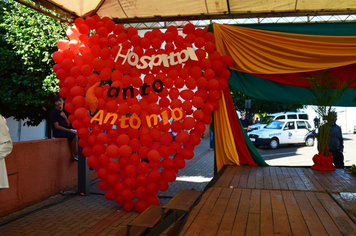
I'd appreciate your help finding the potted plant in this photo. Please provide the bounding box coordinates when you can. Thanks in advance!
[301,70,354,171]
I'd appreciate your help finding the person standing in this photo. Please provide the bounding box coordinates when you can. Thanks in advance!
[0,114,13,189]
[50,95,78,160]
[328,112,344,168]
[240,112,250,131]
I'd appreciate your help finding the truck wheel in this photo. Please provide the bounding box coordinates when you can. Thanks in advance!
[269,138,279,149]
[305,136,314,146]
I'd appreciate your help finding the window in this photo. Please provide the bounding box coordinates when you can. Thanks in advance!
[285,122,295,130]
[287,114,297,119]
[297,121,307,129]
[275,115,285,120]
[299,114,308,120]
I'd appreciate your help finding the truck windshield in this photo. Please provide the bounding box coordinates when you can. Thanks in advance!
[260,116,274,124]
[265,120,285,129]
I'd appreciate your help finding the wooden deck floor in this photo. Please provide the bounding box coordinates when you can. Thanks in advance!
[178,166,356,236]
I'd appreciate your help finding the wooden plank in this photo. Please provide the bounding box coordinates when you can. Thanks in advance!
[230,166,244,188]
[178,187,214,235]
[128,205,163,228]
[216,188,243,236]
[330,192,356,224]
[307,169,336,192]
[305,192,342,236]
[263,167,273,189]
[260,190,274,236]
[269,166,280,190]
[282,191,310,235]
[281,167,297,190]
[199,188,233,236]
[246,166,257,189]
[294,168,320,191]
[293,191,329,235]
[163,189,202,212]
[270,190,292,235]
[214,165,236,187]
[289,167,308,191]
[329,170,356,192]
[231,188,252,236]
[237,166,250,188]
[316,192,356,235]
[255,166,265,189]
[245,189,260,235]
[301,168,325,192]
[334,169,356,192]
[275,167,288,190]
[180,187,222,236]
[320,171,344,192]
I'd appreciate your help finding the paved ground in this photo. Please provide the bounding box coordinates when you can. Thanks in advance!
[0,137,214,236]
[260,133,356,167]
[1,133,353,235]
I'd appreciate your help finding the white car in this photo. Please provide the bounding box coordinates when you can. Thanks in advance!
[249,111,309,132]
[248,119,315,149]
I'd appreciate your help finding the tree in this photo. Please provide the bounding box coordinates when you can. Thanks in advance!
[229,85,304,119]
[0,0,66,131]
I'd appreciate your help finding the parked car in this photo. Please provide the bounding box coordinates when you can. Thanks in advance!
[249,111,309,132]
[248,119,314,149]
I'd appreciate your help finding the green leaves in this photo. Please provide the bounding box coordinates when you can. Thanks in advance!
[0,0,67,127]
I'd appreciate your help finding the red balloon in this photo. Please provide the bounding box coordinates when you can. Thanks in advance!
[114,182,125,195]
[106,145,120,158]
[137,162,150,174]
[77,127,90,139]
[173,156,186,169]
[162,169,176,182]
[146,182,159,195]
[82,146,93,157]
[175,131,189,143]
[159,146,172,159]
[135,199,149,213]
[169,142,182,153]
[120,145,132,157]
[107,173,120,186]
[98,180,110,191]
[147,150,160,162]
[135,186,148,200]
[136,174,149,187]
[93,144,107,156]
[157,178,169,191]
[121,189,135,202]
[147,170,161,182]
[123,201,135,212]
[97,167,109,179]
[182,117,196,130]
[161,132,173,145]
[180,148,195,160]
[146,194,159,205]
[87,155,99,168]
[124,164,137,177]
[124,177,136,189]
[129,153,141,165]
[99,154,110,166]
[107,161,121,173]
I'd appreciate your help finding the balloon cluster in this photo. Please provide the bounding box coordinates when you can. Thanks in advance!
[52,15,233,213]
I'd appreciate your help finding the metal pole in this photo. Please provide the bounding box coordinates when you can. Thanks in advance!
[77,143,90,196]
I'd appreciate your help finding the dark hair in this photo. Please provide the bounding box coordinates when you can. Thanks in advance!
[54,94,63,102]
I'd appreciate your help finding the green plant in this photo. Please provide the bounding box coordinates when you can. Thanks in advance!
[301,70,354,156]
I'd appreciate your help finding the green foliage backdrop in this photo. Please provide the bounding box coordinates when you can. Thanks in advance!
[0,0,66,128]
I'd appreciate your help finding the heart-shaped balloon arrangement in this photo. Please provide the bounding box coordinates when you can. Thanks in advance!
[52,15,233,213]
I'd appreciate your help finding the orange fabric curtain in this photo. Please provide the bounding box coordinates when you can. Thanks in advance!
[212,23,356,74]
[214,93,240,172]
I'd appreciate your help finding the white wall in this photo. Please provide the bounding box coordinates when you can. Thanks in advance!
[6,117,47,142]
